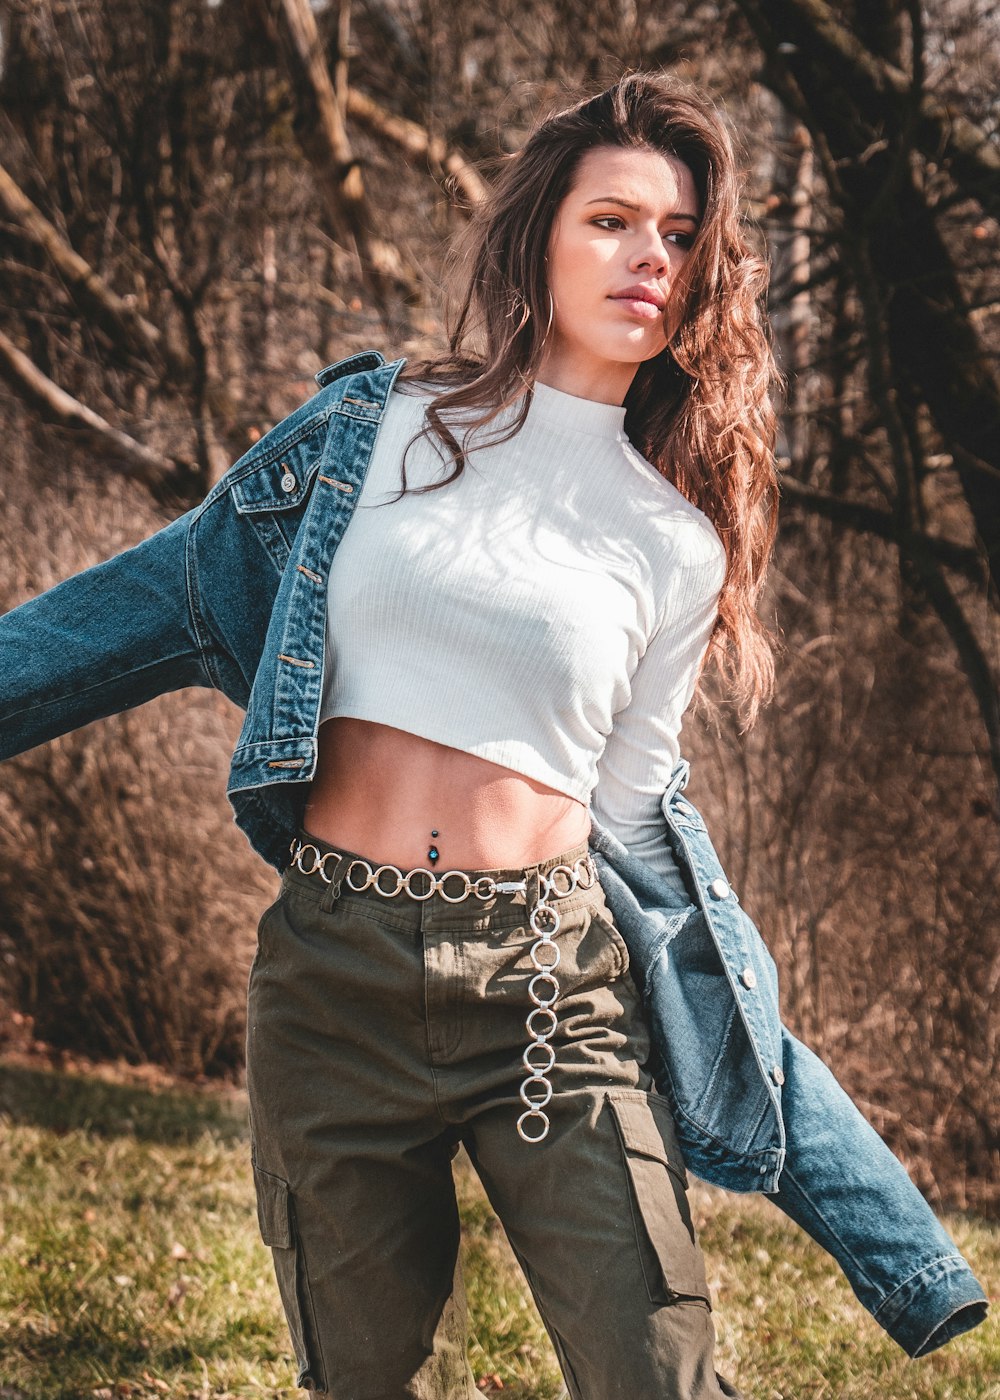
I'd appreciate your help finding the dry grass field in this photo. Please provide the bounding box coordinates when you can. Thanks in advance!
[0,1058,997,1400]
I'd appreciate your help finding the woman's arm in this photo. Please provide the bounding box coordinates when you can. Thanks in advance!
[0,509,215,760]
[591,522,726,885]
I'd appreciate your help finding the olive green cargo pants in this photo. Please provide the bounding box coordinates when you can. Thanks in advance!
[246,833,743,1400]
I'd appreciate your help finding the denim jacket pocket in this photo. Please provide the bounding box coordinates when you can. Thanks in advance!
[230,420,328,516]
[227,420,330,572]
[608,1091,712,1308]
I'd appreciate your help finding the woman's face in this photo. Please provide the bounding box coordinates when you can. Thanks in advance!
[539,143,700,404]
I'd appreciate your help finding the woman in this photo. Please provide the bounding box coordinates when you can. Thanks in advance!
[249,73,753,1397]
[0,72,987,1398]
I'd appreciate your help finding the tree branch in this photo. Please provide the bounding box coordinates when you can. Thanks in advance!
[0,327,198,496]
[738,0,1000,590]
[345,87,488,210]
[777,475,986,582]
[764,0,1000,216]
[0,158,177,373]
[334,0,351,125]
[908,546,1000,810]
[250,0,414,329]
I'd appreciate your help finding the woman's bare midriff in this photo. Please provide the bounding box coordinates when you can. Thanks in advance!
[302,717,592,871]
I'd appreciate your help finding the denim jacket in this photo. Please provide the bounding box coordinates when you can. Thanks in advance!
[0,350,988,1357]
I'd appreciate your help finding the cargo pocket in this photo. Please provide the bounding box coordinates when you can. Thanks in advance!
[590,906,631,977]
[252,1159,327,1392]
[609,1091,712,1309]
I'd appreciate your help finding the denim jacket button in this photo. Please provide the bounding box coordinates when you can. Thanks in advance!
[771,1065,785,1086]
[708,876,730,899]
[675,801,693,816]
[740,966,757,989]
[280,469,297,493]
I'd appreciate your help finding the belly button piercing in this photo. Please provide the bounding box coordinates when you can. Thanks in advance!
[428,830,439,864]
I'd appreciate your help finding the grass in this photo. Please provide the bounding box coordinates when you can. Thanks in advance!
[0,1059,997,1400]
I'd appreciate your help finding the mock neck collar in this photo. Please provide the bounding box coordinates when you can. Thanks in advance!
[527,378,627,439]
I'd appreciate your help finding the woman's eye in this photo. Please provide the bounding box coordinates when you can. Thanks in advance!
[591,217,694,249]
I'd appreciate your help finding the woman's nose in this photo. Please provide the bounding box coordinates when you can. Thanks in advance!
[631,231,669,275]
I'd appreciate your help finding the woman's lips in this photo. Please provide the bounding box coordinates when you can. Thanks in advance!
[609,296,663,320]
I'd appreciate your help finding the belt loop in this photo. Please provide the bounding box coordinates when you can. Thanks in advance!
[525,863,541,916]
[319,853,351,912]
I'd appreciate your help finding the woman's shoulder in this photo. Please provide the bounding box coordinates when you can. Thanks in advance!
[387,378,440,409]
[618,440,726,566]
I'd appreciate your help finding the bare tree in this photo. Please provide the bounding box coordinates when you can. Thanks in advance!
[730,0,1000,792]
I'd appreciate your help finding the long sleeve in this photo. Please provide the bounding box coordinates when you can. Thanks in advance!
[590,522,726,883]
[0,511,213,761]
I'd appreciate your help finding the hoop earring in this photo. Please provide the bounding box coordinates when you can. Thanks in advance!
[543,290,554,341]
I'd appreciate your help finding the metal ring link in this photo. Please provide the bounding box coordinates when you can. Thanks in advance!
[316,851,340,884]
[438,871,474,903]
[372,864,406,896]
[529,904,560,935]
[528,971,560,1008]
[517,1108,550,1143]
[577,856,598,889]
[519,1075,554,1110]
[294,843,323,876]
[401,867,436,900]
[543,863,579,898]
[473,876,497,898]
[526,1005,558,1039]
[529,939,561,972]
[523,1040,556,1075]
[345,858,376,892]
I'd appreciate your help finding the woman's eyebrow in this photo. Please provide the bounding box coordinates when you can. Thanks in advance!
[584,195,700,226]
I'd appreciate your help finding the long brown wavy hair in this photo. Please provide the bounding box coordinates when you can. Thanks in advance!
[393,70,782,732]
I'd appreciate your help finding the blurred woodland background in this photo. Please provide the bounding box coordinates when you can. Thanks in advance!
[0,0,997,1215]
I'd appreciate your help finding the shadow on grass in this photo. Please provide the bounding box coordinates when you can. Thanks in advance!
[3,1313,269,1391]
[0,1063,249,1145]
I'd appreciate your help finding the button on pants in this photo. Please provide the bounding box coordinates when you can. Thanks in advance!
[246,834,744,1400]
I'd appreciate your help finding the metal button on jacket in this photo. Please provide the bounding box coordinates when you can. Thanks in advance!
[708,876,730,899]
[280,469,297,493]
[771,1065,785,1086]
[740,966,757,990]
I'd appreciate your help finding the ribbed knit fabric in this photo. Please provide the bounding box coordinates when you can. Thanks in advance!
[319,379,727,881]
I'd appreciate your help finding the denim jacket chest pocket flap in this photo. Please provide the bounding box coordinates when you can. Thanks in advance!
[229,423,328,517]
[221,418,333,576]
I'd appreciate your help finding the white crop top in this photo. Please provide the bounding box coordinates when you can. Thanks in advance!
[319,378,727,881]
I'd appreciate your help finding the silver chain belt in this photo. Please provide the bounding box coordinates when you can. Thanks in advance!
[287,837,598,1144]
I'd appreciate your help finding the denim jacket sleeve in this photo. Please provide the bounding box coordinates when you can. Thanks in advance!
[0,371,343,765]
[0,510,214,760]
